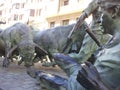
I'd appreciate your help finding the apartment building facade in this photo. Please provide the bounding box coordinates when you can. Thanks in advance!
[0,0,91,29]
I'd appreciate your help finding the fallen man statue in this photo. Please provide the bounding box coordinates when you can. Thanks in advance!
[27,53,84,90]
[28,53,112,90]
[27,69,68,90]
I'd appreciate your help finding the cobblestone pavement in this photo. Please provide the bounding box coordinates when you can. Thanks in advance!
[0,61,66,90]
[0,62,40,90]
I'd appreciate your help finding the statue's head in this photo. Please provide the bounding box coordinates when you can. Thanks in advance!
[98,0,120,4]
[98,0,120,34]
[98,0,120,16]
[100,13,113,34]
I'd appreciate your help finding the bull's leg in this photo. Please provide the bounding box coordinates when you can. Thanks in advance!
[2,42,11,67]
[11,55,19,62]
[3,44,18,67]
[42,55,56,67]
[2,57,9,67]
[33,56,42,63]
[49,55,56,67]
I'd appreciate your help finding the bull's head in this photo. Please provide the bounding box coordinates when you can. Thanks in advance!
[18,41,47,67]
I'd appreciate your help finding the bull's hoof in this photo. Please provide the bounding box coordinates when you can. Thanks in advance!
[42,61,56,67]
[2,58,10,67]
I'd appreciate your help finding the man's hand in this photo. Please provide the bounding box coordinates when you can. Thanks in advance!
[77,61,111,90]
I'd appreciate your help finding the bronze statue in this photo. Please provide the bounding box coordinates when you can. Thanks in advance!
[27,53,85,90]
[77,0,120,89]
[27,69,67,90]
[0,23,46,67]
[45,0,120,89]
[27,0,120,90]
[32,22,87,66]
[68,0,111,64]
[94,0,120,89]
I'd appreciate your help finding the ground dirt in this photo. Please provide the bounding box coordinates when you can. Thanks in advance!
[0,60,67,90]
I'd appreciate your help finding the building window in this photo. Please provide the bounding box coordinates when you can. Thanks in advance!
[64,0,69,6]
[19,14,23,20]
[30,9,35,16]
[50,22,55,28]
[21,3,25,8]
[62,19,69,25]
[0,11,2,15]
[60,0,69,7]
[15,3,20,9]
[36,9,41,16]
[14,14,18,20]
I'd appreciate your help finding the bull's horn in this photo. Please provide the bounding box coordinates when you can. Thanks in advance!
[7,45,18,58]
[34,43,48,55]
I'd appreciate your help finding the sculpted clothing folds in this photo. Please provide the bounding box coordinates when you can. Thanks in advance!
[68,0,110,63]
